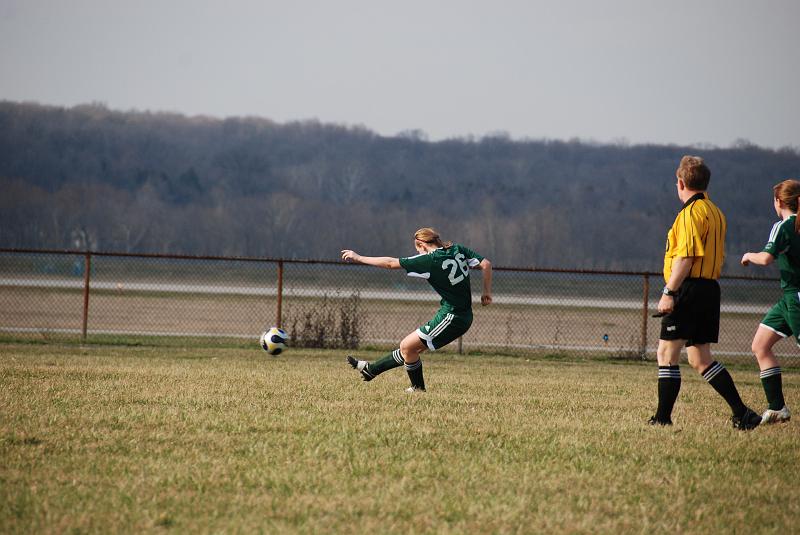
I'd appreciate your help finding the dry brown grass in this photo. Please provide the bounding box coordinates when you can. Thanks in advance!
[1,343,798,534]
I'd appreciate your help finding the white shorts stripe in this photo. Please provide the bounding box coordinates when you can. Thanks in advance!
[415,328,436,351]
[428,313,454,339]
[416,313,456,351]
[759,323,790,338]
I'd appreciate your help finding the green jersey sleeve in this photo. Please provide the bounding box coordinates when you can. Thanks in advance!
[763,219,791,257]
[400,253,434,279]
[456,244,484,268]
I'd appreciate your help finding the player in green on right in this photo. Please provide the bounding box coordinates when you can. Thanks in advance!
[740,179,799,425]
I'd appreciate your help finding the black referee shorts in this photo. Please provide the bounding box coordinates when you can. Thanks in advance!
[659,278,720,346]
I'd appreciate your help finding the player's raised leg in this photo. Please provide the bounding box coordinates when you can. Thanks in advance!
[347,349,404,381]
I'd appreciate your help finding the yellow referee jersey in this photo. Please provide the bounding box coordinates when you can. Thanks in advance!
[663,192,726,282]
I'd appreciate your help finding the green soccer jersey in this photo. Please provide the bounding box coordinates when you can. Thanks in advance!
[399,244,484,315]
[763,215,800,292]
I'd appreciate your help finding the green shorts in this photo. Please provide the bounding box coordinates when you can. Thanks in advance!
[761,291,800,346]
[416,309,472,351]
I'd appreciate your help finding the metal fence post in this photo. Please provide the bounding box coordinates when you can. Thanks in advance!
[640,273,649,358]
[276,260,284,328]
[81,251,91,341]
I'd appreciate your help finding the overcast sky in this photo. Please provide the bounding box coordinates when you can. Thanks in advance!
[1,0,798,148]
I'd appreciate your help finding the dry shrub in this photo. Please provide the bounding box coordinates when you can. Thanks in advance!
[285,293,360,349]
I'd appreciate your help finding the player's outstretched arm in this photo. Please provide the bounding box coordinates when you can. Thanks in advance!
[341,249,401,269]
[478,258,492,306]
[741,251,774,266]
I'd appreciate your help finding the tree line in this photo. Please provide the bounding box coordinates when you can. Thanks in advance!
[2,100,799,273]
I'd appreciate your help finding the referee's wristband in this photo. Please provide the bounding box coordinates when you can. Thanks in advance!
[662,286,678,297]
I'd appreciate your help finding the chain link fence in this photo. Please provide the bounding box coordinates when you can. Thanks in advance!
[0,249,793,359]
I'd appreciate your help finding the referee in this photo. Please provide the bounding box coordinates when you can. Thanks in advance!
[649,156,761,429]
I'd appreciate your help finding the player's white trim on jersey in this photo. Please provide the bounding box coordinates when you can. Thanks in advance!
[768,220,783,244]
[467,257,480,267]
[407,272,431,279]
[402,248,443,262]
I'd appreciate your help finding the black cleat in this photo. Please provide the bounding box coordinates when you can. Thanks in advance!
[732,408,761,430]
[648,415,673,426]
[347,355,375,382]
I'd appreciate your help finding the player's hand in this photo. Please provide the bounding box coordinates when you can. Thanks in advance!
[341,250,359,263]
[740,253,750,266]
[657,294,674,315]
[481,294,492,306]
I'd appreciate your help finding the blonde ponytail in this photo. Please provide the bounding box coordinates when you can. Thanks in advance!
[414,227,452,248]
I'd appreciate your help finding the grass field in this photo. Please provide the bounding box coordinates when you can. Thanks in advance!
[1,343,798,534]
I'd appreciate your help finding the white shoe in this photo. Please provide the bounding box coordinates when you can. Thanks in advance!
[761,406,791,424]
[405,386,426,393]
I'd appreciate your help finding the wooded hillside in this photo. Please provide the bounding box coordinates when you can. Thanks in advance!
[2,101,798,272]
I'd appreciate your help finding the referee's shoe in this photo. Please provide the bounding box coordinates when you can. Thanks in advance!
[731,408,762,430]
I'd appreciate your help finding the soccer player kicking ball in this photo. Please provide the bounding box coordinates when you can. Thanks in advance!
[650,156,761,430]
[739,179,799,425]
[341,227,492,392]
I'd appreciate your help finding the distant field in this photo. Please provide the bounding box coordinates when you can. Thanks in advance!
[1,343,798,534]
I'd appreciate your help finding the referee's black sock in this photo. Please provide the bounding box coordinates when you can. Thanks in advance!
[655,365,681,422]
[702,361,746,417]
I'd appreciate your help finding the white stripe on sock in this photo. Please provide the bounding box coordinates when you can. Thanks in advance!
[760,367,782,379]
[405,360,422,371]
[703,362,724,382]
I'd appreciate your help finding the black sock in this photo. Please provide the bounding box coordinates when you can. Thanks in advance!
[760,367,786,411]
[702,361,746,417]
[655,365,681,422]
[405,359,425,390]
[368,349,405,376]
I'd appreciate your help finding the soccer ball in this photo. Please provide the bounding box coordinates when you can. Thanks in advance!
[260,327,289,356]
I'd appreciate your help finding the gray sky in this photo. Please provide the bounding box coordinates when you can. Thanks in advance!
[1,0,798,148]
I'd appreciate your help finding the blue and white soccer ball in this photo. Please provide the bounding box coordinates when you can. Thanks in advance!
[260,327,289,356]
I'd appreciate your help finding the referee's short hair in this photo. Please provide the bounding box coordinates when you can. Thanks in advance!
[677,155,711,190]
